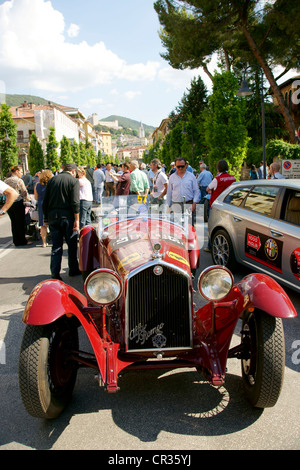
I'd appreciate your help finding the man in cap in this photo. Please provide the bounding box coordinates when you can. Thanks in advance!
[169,162,176,175]
[43,162,81,280]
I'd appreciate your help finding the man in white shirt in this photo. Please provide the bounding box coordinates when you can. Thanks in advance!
[270,162,285,179]
[93,164,105,204]
[166,157,200,225]
[149,158,168,205]
[258,161,269,179]
[0,180,18,216]
[104,163,116,197]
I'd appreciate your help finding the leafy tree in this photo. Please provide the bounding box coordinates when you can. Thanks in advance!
[168,75,208,128]
[160,75,208,168]
[84,139,97,166]
[71,141,81,166]
[0,103,18,178]
[79,142,87,165]
[28,132,44,175]
[266,139,300,161]
[96,150,102,165]
[154,0,299,142]
[46,127,59,171]
[243,72,287,147]
[145,136,163,165]
[60,136,73,166]
[203,71,249,179]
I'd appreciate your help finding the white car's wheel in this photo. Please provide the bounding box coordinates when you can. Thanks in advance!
[211,229,236,270]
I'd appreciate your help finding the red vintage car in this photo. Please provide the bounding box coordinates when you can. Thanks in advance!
[19,208,297,419]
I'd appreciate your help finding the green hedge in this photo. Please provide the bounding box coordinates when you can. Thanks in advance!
[266,140,300,160]
[246,140,300,167]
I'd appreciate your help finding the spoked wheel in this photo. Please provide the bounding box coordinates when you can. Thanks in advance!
[211,229,236,270]
[241,309,285,408]
[19,318,79,419]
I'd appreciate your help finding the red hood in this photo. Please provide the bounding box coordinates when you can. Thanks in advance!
[101,217,192,277]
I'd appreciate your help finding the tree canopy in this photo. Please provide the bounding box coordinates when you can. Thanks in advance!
[203,71,249,179]
[0,104,18,178]
[154,0,300,142]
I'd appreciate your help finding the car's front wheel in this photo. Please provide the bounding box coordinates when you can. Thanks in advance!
[241,309,285,408]
[19,319,79,419]
[211,229,236,270]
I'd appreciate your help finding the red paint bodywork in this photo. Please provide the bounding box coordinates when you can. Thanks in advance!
[23,216,297,392]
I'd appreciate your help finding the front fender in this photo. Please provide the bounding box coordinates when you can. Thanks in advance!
[22,280,88,325]
[236,273,297,319]
[79,225,99,273]
[22,279,110,384]
[188,224,200,269]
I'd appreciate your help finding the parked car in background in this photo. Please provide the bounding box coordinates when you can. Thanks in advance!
[208,179,300,293]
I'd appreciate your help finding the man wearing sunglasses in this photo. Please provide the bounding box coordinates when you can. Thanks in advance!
[166,157,199,226]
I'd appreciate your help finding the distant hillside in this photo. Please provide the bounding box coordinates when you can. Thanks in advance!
[100,115,156,134]
[4,94,52,107]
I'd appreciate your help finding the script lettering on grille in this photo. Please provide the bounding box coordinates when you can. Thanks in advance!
[129,322,165,345]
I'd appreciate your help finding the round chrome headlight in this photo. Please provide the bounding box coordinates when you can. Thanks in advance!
[84,269,122,305]
[198,266,233,301]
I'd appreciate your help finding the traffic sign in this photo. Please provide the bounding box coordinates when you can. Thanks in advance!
[281,159,300,179]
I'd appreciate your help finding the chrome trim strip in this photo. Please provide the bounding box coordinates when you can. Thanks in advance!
[126,347,193,353]
[126,258,191,281]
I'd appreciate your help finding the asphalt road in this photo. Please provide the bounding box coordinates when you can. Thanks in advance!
[0,209,299,451]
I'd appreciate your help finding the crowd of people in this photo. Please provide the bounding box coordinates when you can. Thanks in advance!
[0,156,285,279]
[249,161,285,180]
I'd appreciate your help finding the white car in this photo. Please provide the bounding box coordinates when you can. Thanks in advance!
[208,179,300,293]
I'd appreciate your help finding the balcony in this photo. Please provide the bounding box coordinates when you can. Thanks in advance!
[17,137,30,144]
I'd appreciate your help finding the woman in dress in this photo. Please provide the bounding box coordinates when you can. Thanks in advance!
[4,165,31,246]
[77,166,93,228]
[34,169,53,247]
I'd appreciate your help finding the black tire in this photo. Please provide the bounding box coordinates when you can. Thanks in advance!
[241,309,285,408]
[82,270,91,282]
[19,319,79,419]
[211,229,237,270]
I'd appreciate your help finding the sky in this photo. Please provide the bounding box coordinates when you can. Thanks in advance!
[0,0,297,129]
[0,0,217,127]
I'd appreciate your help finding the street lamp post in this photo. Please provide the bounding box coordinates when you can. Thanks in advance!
[0,128,11,180]
[236,65,267,179]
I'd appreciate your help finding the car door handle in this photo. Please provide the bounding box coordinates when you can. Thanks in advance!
[270,230,283,237]
[233,216,242,222]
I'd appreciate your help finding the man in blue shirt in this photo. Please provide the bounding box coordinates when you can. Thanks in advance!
[197,163,213,203]
[167,157,200,226]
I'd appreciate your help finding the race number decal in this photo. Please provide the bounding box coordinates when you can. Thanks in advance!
[167,251,189,267]
[117,252,141,270]
[245,228,283,272]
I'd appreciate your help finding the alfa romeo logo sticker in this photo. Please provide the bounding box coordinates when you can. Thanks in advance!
[264,238,278,260]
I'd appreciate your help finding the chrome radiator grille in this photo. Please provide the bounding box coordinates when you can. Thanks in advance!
[126,264,192,351]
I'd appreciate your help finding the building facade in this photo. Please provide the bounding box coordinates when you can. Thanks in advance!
[116,145,147,162]
[10,102,79,156]
[152,117,170,145]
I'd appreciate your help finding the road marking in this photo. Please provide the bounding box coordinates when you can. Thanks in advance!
[0,242,14,259]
